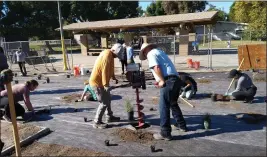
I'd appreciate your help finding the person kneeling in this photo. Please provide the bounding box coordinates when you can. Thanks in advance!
[227,69,257,103]
[179,75,197,100]
[0,80,39,122]
[78,80,98,102]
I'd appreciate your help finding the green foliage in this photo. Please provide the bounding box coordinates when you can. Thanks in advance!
[137,6,144,17]
[162,1,207,15]
[0,1,139,39]
[229,1,267,38]
[207,4,228,21]
[125,100,133,113]
[146,1,165,16]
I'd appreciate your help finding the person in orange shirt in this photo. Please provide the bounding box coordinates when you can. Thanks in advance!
[89,43,124,129]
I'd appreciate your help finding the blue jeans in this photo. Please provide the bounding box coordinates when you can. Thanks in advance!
[159,77,186,137]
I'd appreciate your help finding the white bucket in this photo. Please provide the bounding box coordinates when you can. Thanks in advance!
[80,68,90,76]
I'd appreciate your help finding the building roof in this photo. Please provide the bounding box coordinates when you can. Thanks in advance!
[61,11,218,32]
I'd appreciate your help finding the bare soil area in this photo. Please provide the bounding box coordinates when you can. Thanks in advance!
[11,142,111,156]
[61,94,82,103]
[198,79,212,84]
[0,122,41,150]
[112,128,154,144]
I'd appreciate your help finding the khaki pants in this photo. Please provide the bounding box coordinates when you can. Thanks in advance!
[92,87,113,123]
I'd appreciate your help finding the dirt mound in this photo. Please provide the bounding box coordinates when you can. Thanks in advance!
[112,128,154,144]
[61,94,82,103]
[1,122,41,150]
[11,142,111,156]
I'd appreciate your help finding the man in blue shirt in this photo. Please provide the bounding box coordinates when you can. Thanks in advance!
[139,43,187,141]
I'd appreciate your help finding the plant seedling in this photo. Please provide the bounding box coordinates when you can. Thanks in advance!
[66,74,70,78]
[105,140,110,146]
[14,80,19,84]
[203,113,211,130]
[84,117,87,122]
[37,74,42,80]
[150,145,155,152]
[125,100,133,113]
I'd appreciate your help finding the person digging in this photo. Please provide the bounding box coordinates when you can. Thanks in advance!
[212,69,257,103]
[89,43,123,129]
[139,43,188,141]
[179,74,197,100]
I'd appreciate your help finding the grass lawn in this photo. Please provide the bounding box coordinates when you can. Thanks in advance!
[199,40,265,49]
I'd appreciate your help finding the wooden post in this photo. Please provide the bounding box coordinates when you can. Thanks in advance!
[6,83,21,156]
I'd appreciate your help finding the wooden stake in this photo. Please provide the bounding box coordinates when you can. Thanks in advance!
[225,58,245,94]
[6,83,21,156]
[179,96,195,108]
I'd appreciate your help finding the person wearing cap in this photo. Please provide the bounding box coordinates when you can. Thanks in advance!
[226,69,257,103]
[14,47,27,76]
[179,74,197,100]
[139,43,188,141]
[89,43,123,129]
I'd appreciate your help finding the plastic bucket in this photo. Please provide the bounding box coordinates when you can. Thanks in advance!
[74,66,80,77]
[187,59,193,68]
[80,67,89,76]
[194,61,200,70]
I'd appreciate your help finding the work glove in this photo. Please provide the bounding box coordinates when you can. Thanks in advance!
[0,69,14,84]
[224,92,232,96]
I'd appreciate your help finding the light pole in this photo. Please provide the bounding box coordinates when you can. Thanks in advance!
[57,1,68,71]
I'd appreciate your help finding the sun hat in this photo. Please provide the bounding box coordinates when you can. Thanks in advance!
[139,43,154,60]
[111,43,124,60]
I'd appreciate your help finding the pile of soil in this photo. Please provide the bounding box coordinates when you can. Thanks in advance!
[61,94,82,103]
[1,122,41,150]
[11,142,111,156]
[198,79,212,84]
[112,128,154,144]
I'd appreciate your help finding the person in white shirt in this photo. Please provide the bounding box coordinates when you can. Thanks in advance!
[15,47,27,76]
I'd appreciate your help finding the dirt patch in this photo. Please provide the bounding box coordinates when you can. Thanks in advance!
[11,142,111,156]
[198,79,212,84]
[61,94,82,103]
[112,128,154,144]
[1,122,41,150]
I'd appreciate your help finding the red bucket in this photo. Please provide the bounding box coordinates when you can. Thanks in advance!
[194,61,200,70]
[187,58,193,68]
[74,66,80,77]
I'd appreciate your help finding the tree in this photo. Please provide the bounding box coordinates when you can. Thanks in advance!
[69,1,139,22]
[207,4,228,21]
[146,1,165,16]
[229,1,267,38]
[162,1,207,14]
[137,6,144,17]
[0,1,139,40]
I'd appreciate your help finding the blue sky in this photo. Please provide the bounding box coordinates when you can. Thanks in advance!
[139,1,234,13]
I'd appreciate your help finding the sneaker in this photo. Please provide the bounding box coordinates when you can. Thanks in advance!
[105,116,120,123]
[153,133,172,141]
[93,121,108,129]
[3,115,11,122]
[244,97,254,104]
[172,123,188,132]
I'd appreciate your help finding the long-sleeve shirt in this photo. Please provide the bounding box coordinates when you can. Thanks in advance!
[89,49,115,88]
[15,51,26,62]
[231,73,254,94]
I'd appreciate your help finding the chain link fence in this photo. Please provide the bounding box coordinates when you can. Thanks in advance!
[1,39,74,73]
